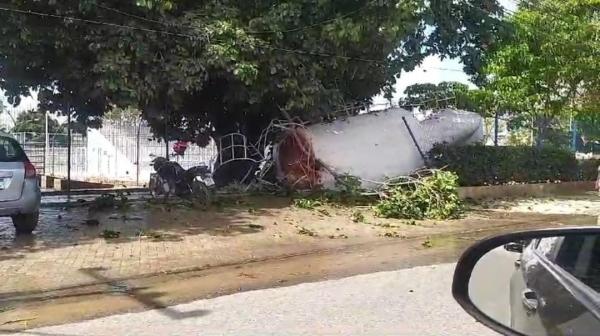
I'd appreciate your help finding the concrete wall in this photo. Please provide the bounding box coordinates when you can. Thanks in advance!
[458,181,596,200]
[306,108,483,188]
[85,136,217,185]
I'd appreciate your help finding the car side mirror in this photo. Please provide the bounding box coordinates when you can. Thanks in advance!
[453,227,600,336]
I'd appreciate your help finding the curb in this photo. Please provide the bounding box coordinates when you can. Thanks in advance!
[42,188,148,197]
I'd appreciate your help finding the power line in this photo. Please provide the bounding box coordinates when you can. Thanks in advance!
[463,1,516,18]
[263,45,388,63]
[94,3,208,34]
[95,2,398,63]
[0,5,491,68]
[250,1,375,34]
[95,3,179,27]
[0,4,389,64]
[94,2,388,63]
[421,67,465,72]
[0,6,200,39]
[96,1,374,35]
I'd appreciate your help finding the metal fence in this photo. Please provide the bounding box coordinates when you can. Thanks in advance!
[12,120,218,185]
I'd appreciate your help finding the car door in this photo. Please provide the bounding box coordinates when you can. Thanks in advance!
[510,238,554,336]
[511,236,600,336]
[0,136,27,202]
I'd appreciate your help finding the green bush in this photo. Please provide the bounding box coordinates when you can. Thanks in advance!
[428,144,580,186]
[375,171,462,220]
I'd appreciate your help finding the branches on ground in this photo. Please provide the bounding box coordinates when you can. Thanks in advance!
[374,170,463,220]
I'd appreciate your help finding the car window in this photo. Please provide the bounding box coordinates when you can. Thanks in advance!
[555,235,600,292]
[535,237,561,259]
[0,136,26,162]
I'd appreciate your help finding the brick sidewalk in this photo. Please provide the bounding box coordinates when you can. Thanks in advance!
[0,197,594,297]
[0,201,364,296]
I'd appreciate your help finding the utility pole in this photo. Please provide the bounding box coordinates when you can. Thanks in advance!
[136,118,142,186]
[164,119,169,160]
[494,111,499,146]
[67,103,71,199]
[45,111,49,178]
[571,119,578,152]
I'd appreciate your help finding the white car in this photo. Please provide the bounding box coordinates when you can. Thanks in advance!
[0,132,41,234]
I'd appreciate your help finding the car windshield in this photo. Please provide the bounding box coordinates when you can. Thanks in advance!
[0,1,597,335]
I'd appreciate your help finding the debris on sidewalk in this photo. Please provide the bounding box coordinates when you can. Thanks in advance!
[273,108,482,190]
[209,108,482,193]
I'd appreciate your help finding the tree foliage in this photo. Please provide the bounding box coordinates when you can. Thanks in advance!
[399,82,508,121]
[0,0,507,143]
[577,112,600,143]
[482,0,600,147]
[11,109,64,135]
[399,82,470,110]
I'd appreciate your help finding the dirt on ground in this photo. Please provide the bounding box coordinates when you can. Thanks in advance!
[476,191,600,219]
[0,193,598,331]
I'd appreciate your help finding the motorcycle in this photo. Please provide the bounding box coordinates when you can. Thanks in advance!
[148,157,212,204]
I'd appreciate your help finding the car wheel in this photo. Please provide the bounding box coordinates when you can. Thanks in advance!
[12,212,39,235]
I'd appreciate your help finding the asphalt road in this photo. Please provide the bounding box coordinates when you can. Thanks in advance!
[469,246,520,328]
[16,263,497,336]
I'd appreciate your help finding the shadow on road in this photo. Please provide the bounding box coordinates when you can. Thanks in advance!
[78,267,211,321]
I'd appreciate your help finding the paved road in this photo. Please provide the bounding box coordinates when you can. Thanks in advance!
[16,263,497,336]
[470,246,520,327]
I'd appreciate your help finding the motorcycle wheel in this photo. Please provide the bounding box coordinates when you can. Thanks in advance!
[191,180,211,205]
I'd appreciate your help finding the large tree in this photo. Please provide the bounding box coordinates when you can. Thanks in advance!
[399,81,490,112]
[482,0,599,147]
[398,82,507,124]
[0,0,507,144]
[11,109,64,134]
